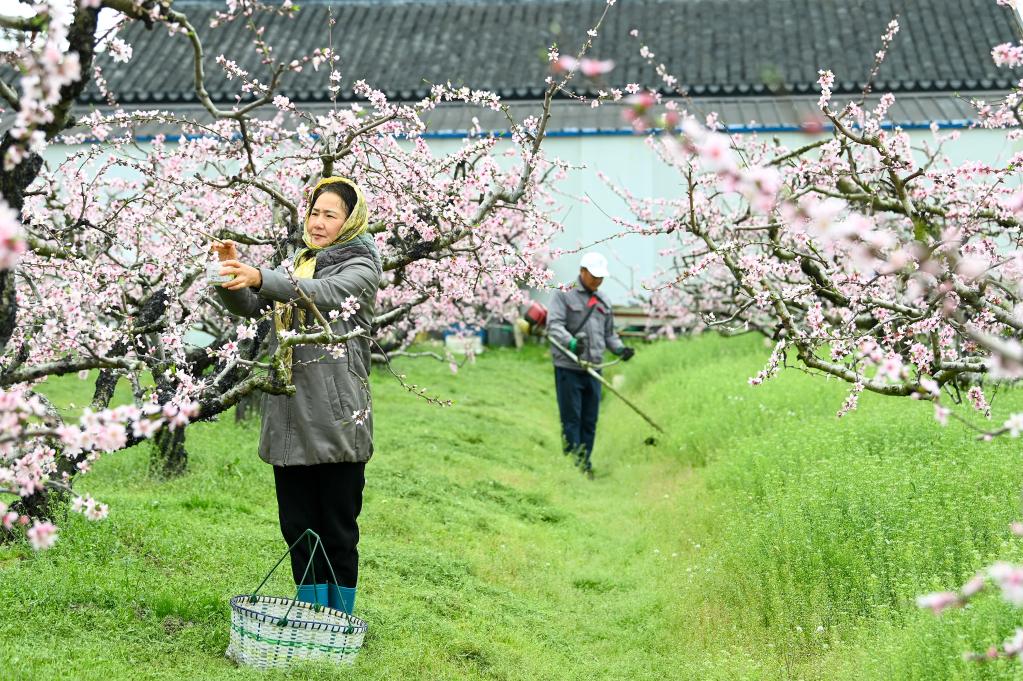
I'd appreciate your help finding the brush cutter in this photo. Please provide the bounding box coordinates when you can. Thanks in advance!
[517,302,665,434]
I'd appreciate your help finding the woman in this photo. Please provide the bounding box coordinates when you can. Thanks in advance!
[212,176,382,614]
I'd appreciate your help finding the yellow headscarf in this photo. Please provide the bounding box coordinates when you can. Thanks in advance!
[300,176,369,253]
[274,176,369,381]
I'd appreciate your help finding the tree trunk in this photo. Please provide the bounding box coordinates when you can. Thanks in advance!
[150,426,188,479]
[0,393,68,543]
[0,270,15,355]
[6,486,69,532]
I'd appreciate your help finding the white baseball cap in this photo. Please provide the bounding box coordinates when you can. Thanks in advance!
[579,252,609,278]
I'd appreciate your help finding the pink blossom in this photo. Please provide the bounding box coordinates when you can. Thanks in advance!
[804,198,846,234]
[26,520,58,550]
[957,255,990,281]
[962,574,987,597]
[106,38,133,64]
[1005,413,1023,437]
[876,353,904,382]
[968,386,991,418]
[580,59,615,77]
[552,56,578,74]
[993,42,1023,68]
[1003,629,1023,657]
[916,591,959,614]
[990,562,1023,606]
[132,417,163,438]
[693,133,736,172]
[918,378,940,397]
[908,343,934,371]
[70,495,109,520]
[817,69,835,109]
[1002,191,1023,214]
[0,199,24,270]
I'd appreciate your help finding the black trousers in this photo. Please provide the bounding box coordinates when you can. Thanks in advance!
[554,367,602,471]
[273,462,366,588]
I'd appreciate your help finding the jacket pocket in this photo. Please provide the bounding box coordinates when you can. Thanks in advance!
[564,299,585,335]
[325,372,346,422]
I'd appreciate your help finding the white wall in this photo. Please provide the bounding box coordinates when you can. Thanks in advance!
[424,127,1016,305]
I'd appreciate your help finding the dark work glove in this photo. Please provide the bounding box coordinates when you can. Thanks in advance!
[621,346,635,361]
[568,333,588,357]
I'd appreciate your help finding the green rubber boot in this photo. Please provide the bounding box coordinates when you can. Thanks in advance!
[296,584,329,607]
[295,583,317,605]
[327,583,356,614]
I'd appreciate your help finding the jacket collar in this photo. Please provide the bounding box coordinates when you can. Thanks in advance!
[311,234,375,272]
[573,277,610,307]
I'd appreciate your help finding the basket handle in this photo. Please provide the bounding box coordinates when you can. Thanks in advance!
[247,528,342,625]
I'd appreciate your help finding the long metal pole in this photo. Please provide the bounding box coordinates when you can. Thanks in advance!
[547,336,666,434]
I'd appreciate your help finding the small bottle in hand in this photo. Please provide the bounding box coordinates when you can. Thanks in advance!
[207,240,238,286]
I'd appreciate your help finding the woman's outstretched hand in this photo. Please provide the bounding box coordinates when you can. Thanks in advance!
[219,260,262,290]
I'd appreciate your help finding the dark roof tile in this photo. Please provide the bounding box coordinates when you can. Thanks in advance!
[81,0,1022,105]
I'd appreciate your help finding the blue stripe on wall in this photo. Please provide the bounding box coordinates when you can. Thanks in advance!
[87,119,978,146]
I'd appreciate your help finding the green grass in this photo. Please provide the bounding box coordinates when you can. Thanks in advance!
[3,336,1023,679]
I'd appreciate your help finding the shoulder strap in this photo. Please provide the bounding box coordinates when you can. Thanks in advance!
[568,295,599,336]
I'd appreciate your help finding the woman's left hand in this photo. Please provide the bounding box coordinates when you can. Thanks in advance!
[219,260,262,290]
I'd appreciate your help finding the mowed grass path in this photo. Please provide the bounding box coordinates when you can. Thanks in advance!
[3,336,1023,679]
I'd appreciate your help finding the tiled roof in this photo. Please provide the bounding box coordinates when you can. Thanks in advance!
[85,0,1021,105]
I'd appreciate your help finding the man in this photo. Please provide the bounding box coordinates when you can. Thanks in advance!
[547,252,635,478]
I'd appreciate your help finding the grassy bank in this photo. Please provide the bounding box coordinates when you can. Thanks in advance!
[598,336,1023,679]
[2,336,1023,679]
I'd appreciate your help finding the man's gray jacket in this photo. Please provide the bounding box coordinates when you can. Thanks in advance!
[547,279,626,371]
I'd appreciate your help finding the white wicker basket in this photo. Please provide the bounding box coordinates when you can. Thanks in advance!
[227,594,367,669]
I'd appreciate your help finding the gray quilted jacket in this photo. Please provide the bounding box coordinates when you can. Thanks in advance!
[215,234,382,466]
